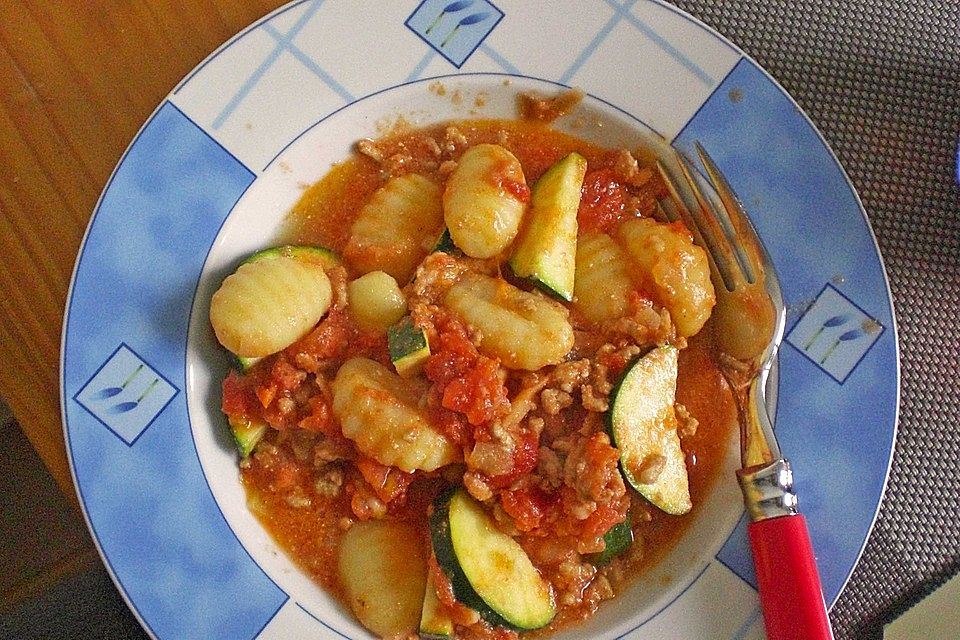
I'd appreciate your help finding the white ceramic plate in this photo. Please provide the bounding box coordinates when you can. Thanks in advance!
[61,1,899,638]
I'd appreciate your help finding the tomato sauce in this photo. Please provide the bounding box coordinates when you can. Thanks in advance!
[232,116,735,638]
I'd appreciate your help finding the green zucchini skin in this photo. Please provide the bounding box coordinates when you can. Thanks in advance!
[431,228,461,255]
[233,354,262,372]
[430,487,556,631]
[419,566,454,639]
[508,152,586,301]
[608,345,692,515]
[227,414,267,458]
[387,317,431,378]
[242,244,341,270]
[588,517,634,566]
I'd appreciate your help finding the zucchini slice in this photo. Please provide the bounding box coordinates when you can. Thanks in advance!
[608,345,692,515]
[588,518,633,566]
[509,152,587,301]
[430,487,556,631]
[227,414,267,458]
[243,244,341,270]
[419,565,454,639]
[431,228,460,255]
[387,317,431,378]
[233,355,262,372]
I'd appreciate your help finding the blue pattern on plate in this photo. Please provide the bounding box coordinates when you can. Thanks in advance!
[406,0,504,68]
[63,102,285,638]
[74,343,178,445]
[786,284,885,383]
[674,58,898,604]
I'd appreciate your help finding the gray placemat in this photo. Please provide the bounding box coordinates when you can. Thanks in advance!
[670,0,960,637]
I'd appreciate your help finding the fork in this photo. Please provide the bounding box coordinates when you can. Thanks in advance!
[658,143,834,640]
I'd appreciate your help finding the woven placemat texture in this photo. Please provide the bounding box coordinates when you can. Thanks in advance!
[670,0,960,638]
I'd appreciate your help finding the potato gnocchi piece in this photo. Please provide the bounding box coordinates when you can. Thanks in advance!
[443,143,528,259]
[347,271,407,333]
[617,217,715,338]
[210,255,332,358]
[573,231,634,323]
[444,273,574,370]
[344,173,444,284]
[338,520,427,637]
[331,358,460,472]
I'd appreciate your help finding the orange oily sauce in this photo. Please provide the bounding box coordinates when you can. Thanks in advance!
[244,117,736,635]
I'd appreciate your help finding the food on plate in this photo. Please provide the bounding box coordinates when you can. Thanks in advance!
[443,143,528,259]
[209,97,736,639]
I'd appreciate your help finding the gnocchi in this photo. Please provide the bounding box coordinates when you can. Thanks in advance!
[344,173,444,283]
[443,144,528,258]
[338,520,427,637]
[617,217,715,337]
[347,270,407,333]
[444,273,574,370]
[209,255,331,358]
[573,231,634,323]
[331,357,460,472]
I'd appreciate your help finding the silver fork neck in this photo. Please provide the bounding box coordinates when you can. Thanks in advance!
[737,458,799,522]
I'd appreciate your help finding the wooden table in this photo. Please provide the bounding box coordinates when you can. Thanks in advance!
[0,0,286,504]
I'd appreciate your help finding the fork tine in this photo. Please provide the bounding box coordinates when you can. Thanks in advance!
[656,160,716,268]
[694,143,764,286]
[656,161,692,225]
[661,150,747,292]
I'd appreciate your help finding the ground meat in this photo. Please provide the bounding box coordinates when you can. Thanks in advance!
[580,571,616,613]
[285,490,312,509]
[468,441,515,477]
[676,402,699,438]
[541,388,573,415]
[463,470,494,502]
[590,361,613,396]
[312,435,354,466]
[562,432,625,506]
[555,555,597,607]
[409,253,473,307]
[518,89,584,122]
[314,465,344,497]
[634,453,667,485]
[536,446,564,490]
[549,359,591,393]
[607,148,658,191]
[438,159,458,177]
[443,126,469,156]
[610,149,639,184]
[424,136,442,158]
[595,343,643,380]
[603,298,672,346]
[383,151,416,177]
[348,479,387,520]
[580,384,608,413]
[355,138,384,162]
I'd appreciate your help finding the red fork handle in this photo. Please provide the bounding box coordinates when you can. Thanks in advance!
[748,514,834,640]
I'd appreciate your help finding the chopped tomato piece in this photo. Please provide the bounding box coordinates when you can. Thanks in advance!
[501,485,558,532]
[222,370,261,419]
[355,457,414,504]
[441,357,508,426]
[485,428,539,489]
[578,168,629,232]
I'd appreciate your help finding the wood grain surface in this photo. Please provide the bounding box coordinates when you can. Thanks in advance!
[0,0,286,505]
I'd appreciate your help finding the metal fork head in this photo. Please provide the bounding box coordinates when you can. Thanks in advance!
[656,143,787,469]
